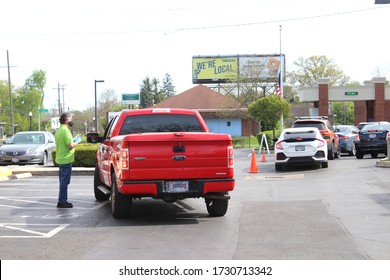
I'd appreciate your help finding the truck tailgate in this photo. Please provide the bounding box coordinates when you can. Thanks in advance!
[116,133,234,180]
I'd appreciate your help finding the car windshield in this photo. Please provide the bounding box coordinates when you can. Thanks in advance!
[293,121,326,130]
[10,133,45,144]
[362,123,390,132]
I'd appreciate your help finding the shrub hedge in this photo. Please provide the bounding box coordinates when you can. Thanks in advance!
[51,143,99,167]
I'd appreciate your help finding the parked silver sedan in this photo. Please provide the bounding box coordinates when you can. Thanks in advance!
[0,131,56,165]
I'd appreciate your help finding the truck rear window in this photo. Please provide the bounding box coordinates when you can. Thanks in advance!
[119,114,204,135]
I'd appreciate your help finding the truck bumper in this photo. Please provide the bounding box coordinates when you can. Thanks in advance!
[118,178,235,199]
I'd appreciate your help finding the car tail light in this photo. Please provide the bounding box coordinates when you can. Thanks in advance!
[227,146,234,168]
[339,135,348,140]
[316,139,325,147]
[119,148,129,170]
[354,135,360,141]
[275,141,284,150]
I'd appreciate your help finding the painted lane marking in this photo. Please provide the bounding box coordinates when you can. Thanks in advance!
[0,223,70,238]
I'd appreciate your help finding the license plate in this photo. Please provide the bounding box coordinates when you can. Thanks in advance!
[369,134,376,138]
[11,158,19,163]
[164,181,189,193]
[295,145,305,151]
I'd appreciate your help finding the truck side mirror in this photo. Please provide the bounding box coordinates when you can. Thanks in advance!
[86,132,100,143]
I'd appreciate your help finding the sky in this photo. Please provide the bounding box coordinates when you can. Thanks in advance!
[1,0,390,112]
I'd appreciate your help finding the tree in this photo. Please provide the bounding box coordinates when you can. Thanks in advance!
[224,59,268,107]
[288,55,349,88]
[140,77,154,108]
[248,95,290,138]
[332,102,355,125]
[0,70,46,133]
[151,78,164,104]
[162,73,176,98]
[24,70,46,106]
[98,89,123,130]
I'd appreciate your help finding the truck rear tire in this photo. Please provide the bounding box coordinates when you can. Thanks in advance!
[205,198,228,217]
[94,166,110,201]
[111,173,132,218]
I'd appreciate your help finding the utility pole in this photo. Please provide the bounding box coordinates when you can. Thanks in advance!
[61,84,67,112]
[0,51,17,135]
[53,83,67,115]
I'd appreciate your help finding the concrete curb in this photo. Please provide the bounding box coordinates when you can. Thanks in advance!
[376,159,390,168]
[0,166,94,181]
[0,176,9,181]
[10,172,33,179]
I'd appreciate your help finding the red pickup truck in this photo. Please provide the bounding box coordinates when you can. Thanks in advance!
[94,108,235,218]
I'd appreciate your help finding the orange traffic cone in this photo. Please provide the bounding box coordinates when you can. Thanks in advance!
[248,149,259,173]
[261,150,267,162]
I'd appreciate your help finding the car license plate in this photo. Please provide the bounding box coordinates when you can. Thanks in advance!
[369,134,376,138]
[11,158,19,163]
[295,145,305,151]
[164,181,189,193]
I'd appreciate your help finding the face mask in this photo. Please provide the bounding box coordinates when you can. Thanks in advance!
[68,121,74,127]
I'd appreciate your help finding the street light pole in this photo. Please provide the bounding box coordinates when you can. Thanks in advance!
[29,111,32,131]
[94,80,104,133]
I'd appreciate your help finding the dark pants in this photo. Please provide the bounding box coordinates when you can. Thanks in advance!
[58,163,72,203]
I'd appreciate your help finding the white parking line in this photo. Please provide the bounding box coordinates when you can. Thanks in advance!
[0,223,70,238]
[0,196,56,206]
[0,196,109,209]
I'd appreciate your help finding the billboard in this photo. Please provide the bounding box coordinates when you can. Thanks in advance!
[192,54,285,84]
[192,56,238,83]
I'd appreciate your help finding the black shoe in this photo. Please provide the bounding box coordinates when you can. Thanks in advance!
[57,202,73,208]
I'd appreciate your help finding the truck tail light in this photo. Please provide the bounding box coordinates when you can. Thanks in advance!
[120,148,129,170]
[228,146,234,168]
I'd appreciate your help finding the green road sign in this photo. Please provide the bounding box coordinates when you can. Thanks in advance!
[39,108,49,113]
[122,93,140,105]
[345,91,358,96]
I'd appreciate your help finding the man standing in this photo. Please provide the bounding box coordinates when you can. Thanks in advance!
[55,112,81,208]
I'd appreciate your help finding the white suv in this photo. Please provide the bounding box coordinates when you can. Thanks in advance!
[274,127,328,171]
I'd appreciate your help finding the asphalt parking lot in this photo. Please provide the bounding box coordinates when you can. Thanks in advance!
[1,149,390,260]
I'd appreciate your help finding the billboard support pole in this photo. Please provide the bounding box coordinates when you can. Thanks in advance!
[279,25,284,132]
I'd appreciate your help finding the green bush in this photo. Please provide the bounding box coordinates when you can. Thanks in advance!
[232,136,259,149]
[256,130,281,150]
[52,143,99,167]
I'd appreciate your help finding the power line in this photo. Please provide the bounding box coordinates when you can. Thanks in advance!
[0,5,388,37]
[176,6,390,32]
